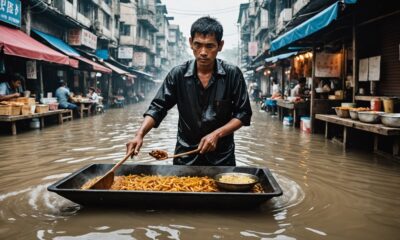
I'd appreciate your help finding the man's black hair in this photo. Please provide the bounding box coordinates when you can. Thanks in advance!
[190,16,223,44]
[10,73,24,82]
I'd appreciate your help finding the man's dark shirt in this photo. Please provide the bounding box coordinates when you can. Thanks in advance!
[144,59,252,166]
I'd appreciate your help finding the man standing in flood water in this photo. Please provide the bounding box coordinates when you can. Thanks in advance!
[126,16,252,166]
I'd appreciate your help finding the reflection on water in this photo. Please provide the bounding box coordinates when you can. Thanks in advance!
[1,101,400,239]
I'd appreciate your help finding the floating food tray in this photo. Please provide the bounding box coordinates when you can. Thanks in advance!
[48,164,283,208]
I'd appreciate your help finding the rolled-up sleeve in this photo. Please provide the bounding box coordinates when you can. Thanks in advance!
[0,83,7,96]
[144,73,177,128]
[232,67,252,126]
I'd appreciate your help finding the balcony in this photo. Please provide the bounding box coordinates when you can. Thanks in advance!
[53,0,77,19]
[137,9,158,32]
[102,27,112,39]
[254,9,269,37]
[120,36,135,45]
[134,38,151,50]
[77,13,91,27]
[293,0,310,16]
[150,44,157,55]
[156,32,166,38]
[276,8,292,33]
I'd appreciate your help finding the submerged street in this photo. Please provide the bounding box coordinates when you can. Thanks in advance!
[1,101,400,239]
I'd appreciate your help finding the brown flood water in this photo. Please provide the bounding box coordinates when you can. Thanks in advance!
[1,101,400,239]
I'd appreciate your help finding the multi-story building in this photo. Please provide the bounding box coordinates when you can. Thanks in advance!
[237,3,250,71]
[155,4,172,78]
[167,24,180,67]
[119,0,159,74]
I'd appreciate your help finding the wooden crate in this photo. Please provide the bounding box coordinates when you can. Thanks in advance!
[16,97,36,105]
[0,105,12,115]
[35,104,49,113]
[11,105,21,115]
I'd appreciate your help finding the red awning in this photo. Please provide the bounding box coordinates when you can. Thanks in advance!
[69,58,79,68]
[74,56,112,73]
[0,25,70,65]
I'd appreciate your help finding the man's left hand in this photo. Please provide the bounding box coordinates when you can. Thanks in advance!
[198,132,220,154]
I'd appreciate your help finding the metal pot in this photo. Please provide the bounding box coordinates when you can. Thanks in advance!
[214,172,259,192]
[357,111,385,123]
[334,107,350,118]
[349,110,358,120]
[381,113,400,127]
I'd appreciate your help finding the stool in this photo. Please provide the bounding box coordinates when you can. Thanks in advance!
[80,106,90,118]
[59,110,73,123]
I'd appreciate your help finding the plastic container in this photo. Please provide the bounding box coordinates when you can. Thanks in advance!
[341,102,356,108]
[370,98,382,111]
[30,118,40,129]
[283,116,293,126]
[383,98,394,113]
[300,117,311,133]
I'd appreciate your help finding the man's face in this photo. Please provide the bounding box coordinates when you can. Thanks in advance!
[189,33,224,67]
[11,80,21,89]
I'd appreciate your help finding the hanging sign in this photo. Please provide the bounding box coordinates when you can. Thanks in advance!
[368,56,381,81]
[26,60,37,79]
[248,42,258,57]
[133,52,146,66]
[358,58,368,81]
[118,47,133,59]
[0,0,21,27]
[315,52,341,77]
[68,29,97,50]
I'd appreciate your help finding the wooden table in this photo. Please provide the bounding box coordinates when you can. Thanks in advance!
[75,101,93,118]
[0,109,72,135]
[316,114,400,156]
[276,100,310,127]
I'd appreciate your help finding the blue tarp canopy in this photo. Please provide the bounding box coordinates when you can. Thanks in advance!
[270,2,339,52]
[265,51,298,63]
[33,29,80,57]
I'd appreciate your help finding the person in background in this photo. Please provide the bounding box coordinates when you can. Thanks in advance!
[271,78,281,99]
[88,87,99,112]
[126,16,252,166]
[55,80,78,110]
[0,73,24,101]
[291,77,306,97]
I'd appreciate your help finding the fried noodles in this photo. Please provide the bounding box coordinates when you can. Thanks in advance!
[81,174,264,193]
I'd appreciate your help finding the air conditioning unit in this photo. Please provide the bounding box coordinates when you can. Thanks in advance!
[280,8,292,22]
[92,20,101,31]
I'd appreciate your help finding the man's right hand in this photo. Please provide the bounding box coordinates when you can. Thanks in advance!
[12,93,21,98]
[126,135,143,158]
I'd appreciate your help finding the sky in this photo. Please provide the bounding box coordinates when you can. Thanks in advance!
[163,0,249,50]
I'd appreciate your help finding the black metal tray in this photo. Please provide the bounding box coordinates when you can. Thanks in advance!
[47,164,283,208]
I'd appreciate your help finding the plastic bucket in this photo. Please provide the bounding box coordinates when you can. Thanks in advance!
[300,117,311,133]
[30,118,40,129]
[283,116,293,126]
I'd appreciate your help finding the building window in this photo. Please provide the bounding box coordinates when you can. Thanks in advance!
[137,26,142,38]
[104,0,112,7]
[78,1,91,18]
[67,0,73,4]
[120,23,131,36]
[103,12,111,30]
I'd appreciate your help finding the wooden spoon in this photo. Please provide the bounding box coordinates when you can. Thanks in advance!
[149,148,200,160]
[87,150,135,190]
